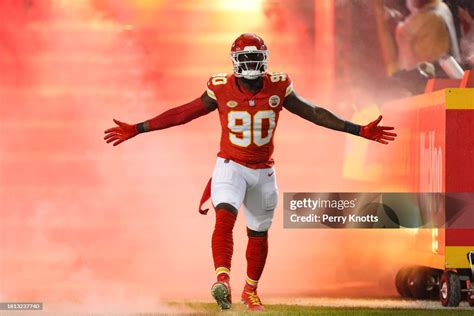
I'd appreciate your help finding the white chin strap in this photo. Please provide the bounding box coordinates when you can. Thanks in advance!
[234,67,266,79]
[242,71,262,80]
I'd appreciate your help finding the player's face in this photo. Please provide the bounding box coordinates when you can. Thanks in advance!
[236,52,265,71]
[230,49,268,79]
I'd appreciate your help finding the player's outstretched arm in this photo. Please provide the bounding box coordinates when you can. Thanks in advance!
[283,91,397,144]
[104,92,217,146]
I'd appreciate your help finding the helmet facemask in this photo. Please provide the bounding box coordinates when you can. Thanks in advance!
[230,48,269,80]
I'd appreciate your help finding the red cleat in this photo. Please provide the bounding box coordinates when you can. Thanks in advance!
[241,284,265,312]
[211,274,232,310]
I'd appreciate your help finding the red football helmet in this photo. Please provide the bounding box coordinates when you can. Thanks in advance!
[230,33,269,79]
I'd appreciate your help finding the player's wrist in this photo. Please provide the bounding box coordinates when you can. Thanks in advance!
[343,121,361,136]
[135,122,150,133]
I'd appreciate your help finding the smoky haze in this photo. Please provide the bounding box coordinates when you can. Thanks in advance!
[0,0,419,313]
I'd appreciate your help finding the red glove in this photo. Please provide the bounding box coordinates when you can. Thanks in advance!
[104,119,138,146]
[359,115,397,144]
[104,97,212,146]
[104,98,212,146]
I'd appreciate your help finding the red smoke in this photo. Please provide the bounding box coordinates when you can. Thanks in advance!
[0,1,416,313]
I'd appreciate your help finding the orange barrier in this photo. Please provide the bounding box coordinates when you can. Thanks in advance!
[374,70,474,305]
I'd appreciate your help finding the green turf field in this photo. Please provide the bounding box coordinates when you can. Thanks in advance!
[164,302,472,315]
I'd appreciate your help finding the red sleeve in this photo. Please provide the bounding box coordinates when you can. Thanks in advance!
[281,72,293,98]
[285,76,293,97]
[268,72,293,99]
[137,97,212,132]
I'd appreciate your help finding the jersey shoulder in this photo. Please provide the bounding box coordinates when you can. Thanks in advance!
[206,73,234,100]
[266,71,293,97]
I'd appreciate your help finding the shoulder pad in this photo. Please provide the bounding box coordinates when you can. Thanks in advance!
[207,73,230,100]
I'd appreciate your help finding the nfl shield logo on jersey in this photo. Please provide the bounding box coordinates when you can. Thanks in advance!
[269,95,280,108]
[249,100,255,107]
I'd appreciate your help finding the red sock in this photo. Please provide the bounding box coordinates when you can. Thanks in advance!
[245,234,268,287]
[212,208,237,279]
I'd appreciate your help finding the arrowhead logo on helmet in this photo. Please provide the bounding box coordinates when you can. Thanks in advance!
[230,33,269,80]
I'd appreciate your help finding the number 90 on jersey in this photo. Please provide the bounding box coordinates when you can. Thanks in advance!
[228,110,276,147]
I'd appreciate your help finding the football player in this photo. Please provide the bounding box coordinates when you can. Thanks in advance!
[104,33,396,312]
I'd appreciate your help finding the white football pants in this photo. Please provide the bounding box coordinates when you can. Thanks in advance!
[210,157,278,232]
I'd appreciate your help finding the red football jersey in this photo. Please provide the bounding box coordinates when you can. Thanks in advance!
[206,72,293,169]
